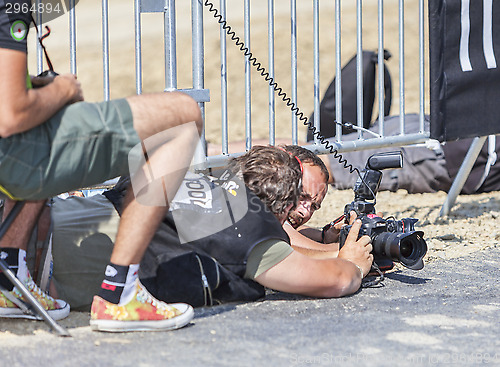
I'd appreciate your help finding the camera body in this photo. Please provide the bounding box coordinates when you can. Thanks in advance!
[37,70,58,78]
[340,215,418,243]
[338,151,427,270]
[343,151,403,218]
[32,70,59,89]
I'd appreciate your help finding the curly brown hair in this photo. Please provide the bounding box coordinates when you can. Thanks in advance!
[227,145,302,215]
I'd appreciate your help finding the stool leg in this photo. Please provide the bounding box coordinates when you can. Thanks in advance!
[0,201,70,337]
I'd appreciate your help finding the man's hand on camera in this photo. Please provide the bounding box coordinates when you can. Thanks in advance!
[335,210,357,229]
[323,211,357,244]
[337,219,373,277]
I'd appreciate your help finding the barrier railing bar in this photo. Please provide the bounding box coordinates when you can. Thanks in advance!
[165,0,177,91]
[102,0,110,101]
[244,0,252,151]
[399,0,405,133]
[268,0,275,145]
[69,0,77,75]
[377,0,385,137]
[419,0,425,132]
[356,0,363,139]
[290,0,298,145]
[134,0,142,94]
[220,0,228,155]
[310,133,429,155]
[334,0,342,141]
[313,0,320,144]
[192,0,207,158]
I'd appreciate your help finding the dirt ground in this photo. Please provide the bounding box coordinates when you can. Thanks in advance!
[7,0,498,336]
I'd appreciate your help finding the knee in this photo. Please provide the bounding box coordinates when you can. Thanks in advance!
[171,92,203,134]
[127,92,203,139]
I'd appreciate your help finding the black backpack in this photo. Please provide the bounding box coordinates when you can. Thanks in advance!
[307,50,392,141]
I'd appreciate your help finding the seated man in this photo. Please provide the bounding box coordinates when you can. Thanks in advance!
[0,1,202,332]
[42,146,372,309]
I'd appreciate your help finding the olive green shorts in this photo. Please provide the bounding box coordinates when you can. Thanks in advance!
[0,99,141,200]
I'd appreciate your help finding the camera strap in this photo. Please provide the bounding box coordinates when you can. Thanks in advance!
[361,263,384,288]
[321,214,345,243]
[30,14,55,72]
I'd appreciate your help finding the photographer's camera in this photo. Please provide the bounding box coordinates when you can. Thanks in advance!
[338,151,428,270]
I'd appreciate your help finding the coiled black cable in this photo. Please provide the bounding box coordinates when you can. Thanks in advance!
[204,1,385,287]
[203,0,361,178]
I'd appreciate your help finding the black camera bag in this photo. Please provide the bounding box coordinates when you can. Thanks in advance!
[141,251,265,308]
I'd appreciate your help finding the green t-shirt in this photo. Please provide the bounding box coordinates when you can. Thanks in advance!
[245,239,293,279]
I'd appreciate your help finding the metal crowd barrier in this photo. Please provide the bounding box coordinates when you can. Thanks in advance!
[34,0,481,214]
[201,0,430,166]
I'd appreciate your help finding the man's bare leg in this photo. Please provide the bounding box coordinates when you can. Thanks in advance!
[0,199,70,321]
[0,199,46,251]
[0,200,46,286]
[90,91,202,332]
[109,92,202,265]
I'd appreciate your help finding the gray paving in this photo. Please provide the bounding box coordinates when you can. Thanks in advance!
[1,246,499,367]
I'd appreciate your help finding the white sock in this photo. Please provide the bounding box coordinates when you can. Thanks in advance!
[118,264,140,306]
[16,249,29,284]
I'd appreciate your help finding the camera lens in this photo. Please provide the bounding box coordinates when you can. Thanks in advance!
[400,240,413,258]
[372,231,427,270]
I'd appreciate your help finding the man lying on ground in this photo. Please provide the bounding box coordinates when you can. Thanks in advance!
[36,146,372,309]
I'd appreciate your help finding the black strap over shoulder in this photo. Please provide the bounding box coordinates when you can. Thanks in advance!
[30,14,55,73]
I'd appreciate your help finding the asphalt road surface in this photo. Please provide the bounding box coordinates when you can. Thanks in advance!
[1,246,499,367]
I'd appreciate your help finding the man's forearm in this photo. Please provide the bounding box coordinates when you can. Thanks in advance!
[298,224,341,244]
[0,49,82,136]
[0,78,79,136]
[291,245,339,259]
[297,226,322,242]
[284,223,340,254]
